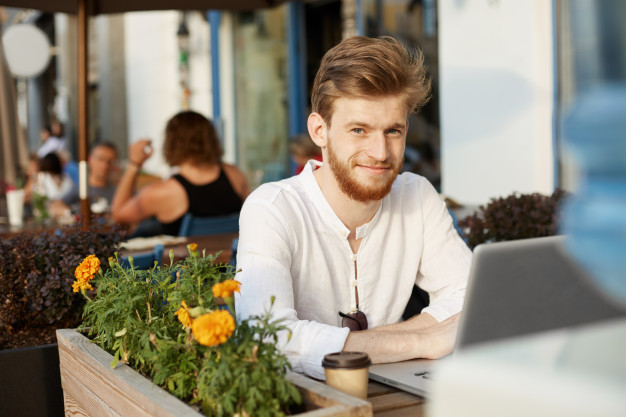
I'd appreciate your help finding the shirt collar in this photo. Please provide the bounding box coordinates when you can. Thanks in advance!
[301,160,387,241]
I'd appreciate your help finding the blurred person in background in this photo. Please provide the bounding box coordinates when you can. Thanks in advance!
[36,152,74,201]
[289,132,323,175]
[111,110,250,236]
[49,142,120,217]
[36,121,66,158]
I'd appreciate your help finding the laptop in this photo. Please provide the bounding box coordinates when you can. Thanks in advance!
[368,235,626,397]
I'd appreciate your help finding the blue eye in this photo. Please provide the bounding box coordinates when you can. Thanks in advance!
[352,128,364,134]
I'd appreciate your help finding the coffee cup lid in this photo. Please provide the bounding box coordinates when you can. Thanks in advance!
[322,352,371,370]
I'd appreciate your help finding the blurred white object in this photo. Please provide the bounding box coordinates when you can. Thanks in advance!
[2,24,52,78]
[6,189,25,226]
[90,197,109,214]
[428,318,626,417]
[121,235,187,251]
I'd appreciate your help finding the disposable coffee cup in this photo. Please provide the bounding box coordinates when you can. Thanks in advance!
[6,189,25,227]
[322,351,371,399]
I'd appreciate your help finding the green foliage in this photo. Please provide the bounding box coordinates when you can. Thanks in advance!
[458,189,569,250]
[0,222,125,337]
[80,248,301,417]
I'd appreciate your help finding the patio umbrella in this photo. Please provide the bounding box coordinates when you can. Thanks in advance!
[0,22,29,190]
[0,0,286,224]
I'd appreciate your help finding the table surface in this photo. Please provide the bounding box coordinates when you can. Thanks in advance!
[0,216,120,238]
[367,380,426,416]
[120,232,238,265]
[0,218,65,238]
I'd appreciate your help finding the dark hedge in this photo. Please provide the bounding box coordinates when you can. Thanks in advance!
[0,222,125,338]
[458,189,569,250]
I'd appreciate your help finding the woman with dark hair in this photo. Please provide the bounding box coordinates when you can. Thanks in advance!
[111,111,250,235]
[37,152,74,201]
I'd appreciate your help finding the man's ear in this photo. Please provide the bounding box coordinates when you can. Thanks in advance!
[307,113,327,148]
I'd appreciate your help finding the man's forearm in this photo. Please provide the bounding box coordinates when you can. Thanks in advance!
[367,311,439,332]
[342,313,460,364]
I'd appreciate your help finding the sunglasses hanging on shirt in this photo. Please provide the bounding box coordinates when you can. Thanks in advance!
[339,310,368,331]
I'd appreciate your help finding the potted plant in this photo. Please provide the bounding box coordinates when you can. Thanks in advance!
[458,189,568,250]
[0,222,125,417]
[58,245,371,416]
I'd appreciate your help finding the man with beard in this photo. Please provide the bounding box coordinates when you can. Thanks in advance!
[235,36,472,379]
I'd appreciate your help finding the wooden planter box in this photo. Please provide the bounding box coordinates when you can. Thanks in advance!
[57,329,372,416]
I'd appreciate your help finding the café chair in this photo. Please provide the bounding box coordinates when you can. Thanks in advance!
[178,213,240,237]
[229,237,239,267]
[120,243,164,270]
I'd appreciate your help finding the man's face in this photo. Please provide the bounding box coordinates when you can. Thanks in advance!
[325,96,407,202]
[89,146,117,182]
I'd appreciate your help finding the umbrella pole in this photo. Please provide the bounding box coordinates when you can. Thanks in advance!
[78,0,91,228]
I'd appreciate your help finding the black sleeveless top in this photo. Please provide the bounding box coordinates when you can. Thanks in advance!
[160,168,243,236]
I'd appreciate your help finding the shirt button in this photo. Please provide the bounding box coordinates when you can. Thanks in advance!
[350,279,358,287]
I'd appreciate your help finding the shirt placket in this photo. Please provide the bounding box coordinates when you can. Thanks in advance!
[350,253,359,313]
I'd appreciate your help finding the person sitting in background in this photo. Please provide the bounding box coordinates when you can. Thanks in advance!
[36,152,74,201]
[111,111,251,236]
[58,149,80,186]
[36,121,66,158]
[50,141,120,217]
[289,132,322,175]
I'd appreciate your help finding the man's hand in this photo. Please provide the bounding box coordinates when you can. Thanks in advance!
[342,313,461,364]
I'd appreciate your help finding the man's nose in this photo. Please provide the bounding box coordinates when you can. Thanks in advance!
[367,132,389,161]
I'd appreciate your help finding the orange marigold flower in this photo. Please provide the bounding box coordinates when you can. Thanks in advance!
[188,243,198,252]
[72,280,93,293]
[191,310,235,347]
[175,300,193,328]
[212,280,241,299]
[73,255,100,293]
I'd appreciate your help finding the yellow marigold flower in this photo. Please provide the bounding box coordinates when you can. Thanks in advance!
[188,243,198,252]
[192,310,235,347]
[212,280,241,299]
[73,255,100,293]
[175,300,193,328]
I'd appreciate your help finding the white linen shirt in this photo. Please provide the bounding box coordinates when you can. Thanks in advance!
[235,160,472,379]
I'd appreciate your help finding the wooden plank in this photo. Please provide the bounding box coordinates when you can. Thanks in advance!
[374,403,425,417]
[366,381,398,398]
[61,367,123,417]
[291,404,360,417]
[369,392,424,414]
[64,392,90,417]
